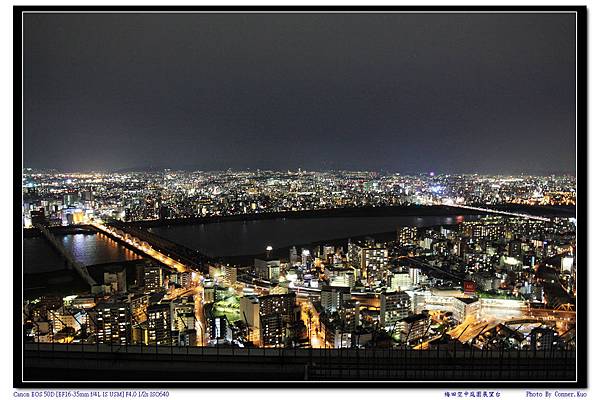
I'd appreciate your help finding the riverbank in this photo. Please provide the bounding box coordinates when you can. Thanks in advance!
[130,204,575,229]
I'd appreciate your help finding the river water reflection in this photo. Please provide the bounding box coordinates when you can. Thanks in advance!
[23,232,142,274]
[149,215,481,257]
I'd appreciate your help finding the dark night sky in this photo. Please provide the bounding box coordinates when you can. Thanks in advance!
[23,13,576,173]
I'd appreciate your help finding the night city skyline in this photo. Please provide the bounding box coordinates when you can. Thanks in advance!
[17,7,583,388]
[24,12,575,174]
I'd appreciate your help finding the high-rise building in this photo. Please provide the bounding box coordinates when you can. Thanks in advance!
[144,264,163,293]
[178,271,193,289]
[388,271,412,291]
[147,303,171,345]
[260,314,285,347]
[177,329,197,346]
[324,265,356,288]
[340,300,360,330]
[380,291,411,328]
[347,240,361,270]
[322,245,335,263]
[409,267,421,286]
[361,247,388,285]
[30,208,48,227]
[320,286,351,313]
[222,265,237,286]
[451,297,481,322]
[95,302,130,345]
[348,240,389,285]
[258,293,297,346]
[63,192,79,207]
[397,226,418,245]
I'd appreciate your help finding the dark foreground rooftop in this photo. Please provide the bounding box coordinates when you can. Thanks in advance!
[20,343,577,387]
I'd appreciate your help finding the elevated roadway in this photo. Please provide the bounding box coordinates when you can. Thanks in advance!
[90,220,203,273]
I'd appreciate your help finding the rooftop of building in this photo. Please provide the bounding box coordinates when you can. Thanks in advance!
[454,296,479,305]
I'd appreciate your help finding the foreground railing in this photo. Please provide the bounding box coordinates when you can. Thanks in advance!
[23,342,577,382]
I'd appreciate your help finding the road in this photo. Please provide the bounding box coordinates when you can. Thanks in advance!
[91,220,190,273]
[193,285,207,346]
[297,297,325,348]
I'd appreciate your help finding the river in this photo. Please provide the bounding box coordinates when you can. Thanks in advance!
[23,232,142,274]
[149,215,481,257]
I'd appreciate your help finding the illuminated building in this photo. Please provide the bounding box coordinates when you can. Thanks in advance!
[147,303,172,345]
[177,329,197,346]
[206,307,232,343]
[48,307,85,333]
[178,271,193,289]
[95,302,130,345]
[258,293,297,347]
[409,267,421,286]
[397,226,418,245]
[30,208,47,227]
[452,297,481,322]
[144,263,163,293]
[394,313,430,343]
[561,255,574,273]
[63,192,79,207]
[71,296,96,309]
[388,271,412,291]
[508,240,522,258]
[324,265,356,288]
[361,247,389,285]
[320,286,350,313]
[321,317,354,348]
[221,265,237,286]
[131,323,149,345]
[380,290,411,328]
[260,314,285,347]
[301,249,311,266]
[340,300,360,330]
[289,246,298,264]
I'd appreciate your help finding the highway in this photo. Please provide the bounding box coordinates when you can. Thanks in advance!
[90,220,191,273]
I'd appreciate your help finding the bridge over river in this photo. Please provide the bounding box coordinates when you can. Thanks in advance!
[90,220,208,273]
